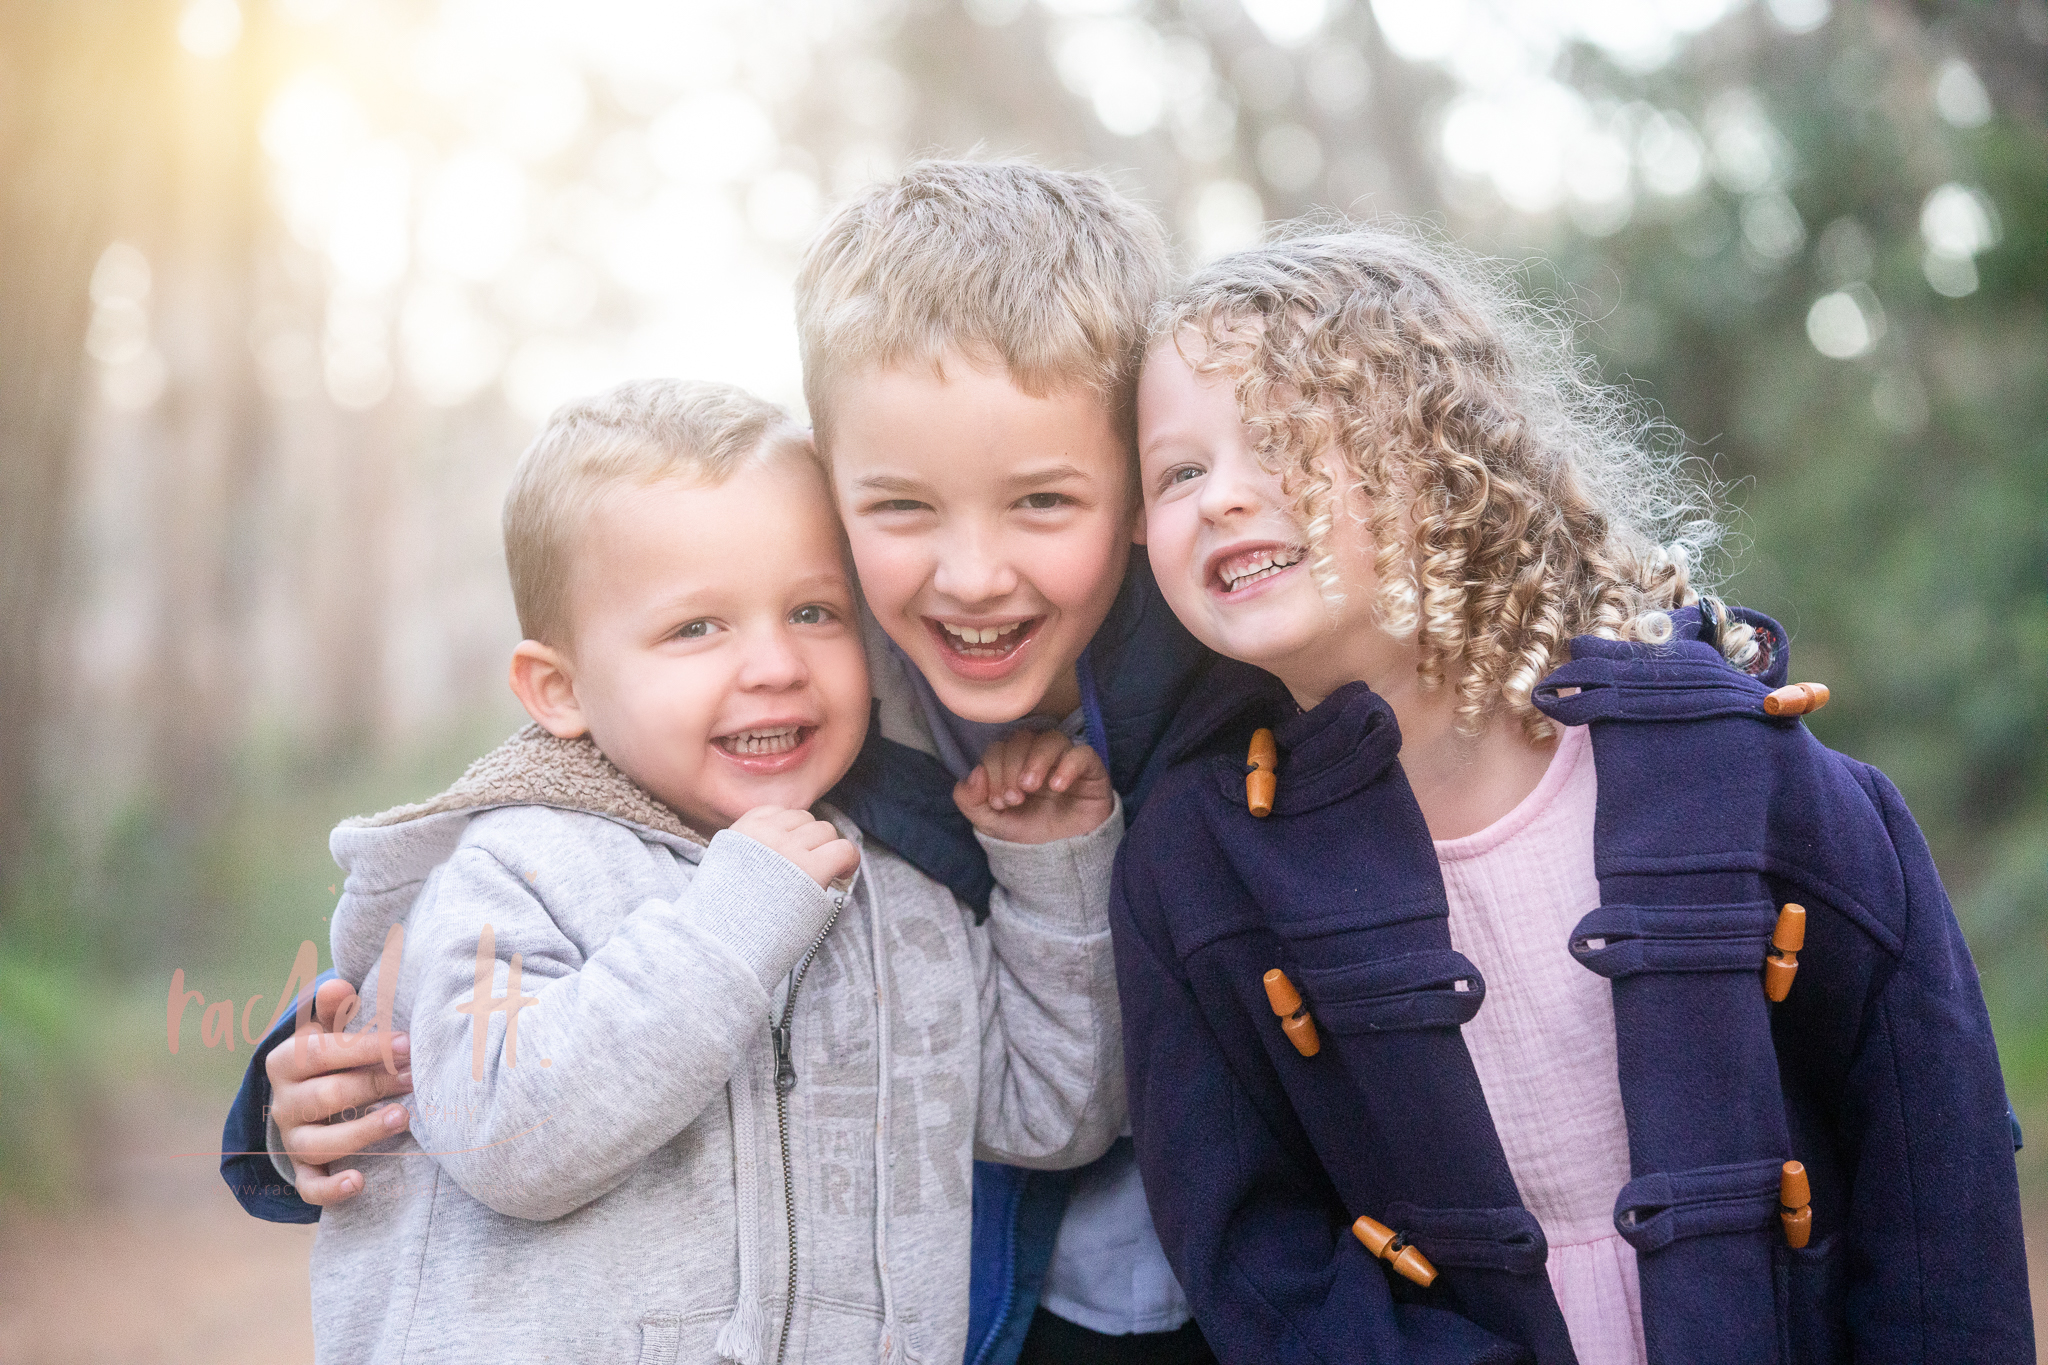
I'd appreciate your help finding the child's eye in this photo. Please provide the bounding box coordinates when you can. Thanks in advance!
[789,603,836,626]
[868,498,928,515]
[674,620,718,640]
[1160,465,1204,491]
[1017,492,1073,511]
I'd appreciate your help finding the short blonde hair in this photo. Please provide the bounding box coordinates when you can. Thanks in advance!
[1155,224,1756,739]
[503,378,812,645]
[795,159,1172,447]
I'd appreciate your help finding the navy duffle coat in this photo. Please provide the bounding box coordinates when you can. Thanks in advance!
[1110,608,2031,1364]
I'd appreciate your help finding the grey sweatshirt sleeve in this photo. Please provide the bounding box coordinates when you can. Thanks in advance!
[400,816,838,1221]
[966,797,1128,1170]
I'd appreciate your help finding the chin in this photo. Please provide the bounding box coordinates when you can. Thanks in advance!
[1210,624,1318,675]
[925,673,1044,725]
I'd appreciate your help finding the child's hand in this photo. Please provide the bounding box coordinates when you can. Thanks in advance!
[732,806,861,888]
[954,730,1114,844]
[269,977,414,1206]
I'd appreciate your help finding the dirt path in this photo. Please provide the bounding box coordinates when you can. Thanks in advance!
[0,1087,313,1364]
[2,1084,2042,1361]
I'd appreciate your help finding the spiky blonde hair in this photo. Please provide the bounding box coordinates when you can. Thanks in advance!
[795,159,1172,447]
[1154,224,1754,739]
[503,378,813,646]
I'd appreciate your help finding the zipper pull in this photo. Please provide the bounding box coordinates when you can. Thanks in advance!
[770,1022,796,1093]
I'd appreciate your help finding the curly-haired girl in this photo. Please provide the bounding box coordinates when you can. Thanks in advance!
[1113,226,2029,1364]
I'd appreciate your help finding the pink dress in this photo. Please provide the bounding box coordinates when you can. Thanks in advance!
[1433,724,1647,1365]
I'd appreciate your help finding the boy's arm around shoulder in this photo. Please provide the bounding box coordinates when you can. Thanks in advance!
[403,806,841,1221]
[1822,757,2032,1359]
[964,798,1128,1170]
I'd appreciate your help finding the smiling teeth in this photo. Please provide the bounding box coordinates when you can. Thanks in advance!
[720,726,801,755]
[1221,549,1303,592]
[939,621,1024,646]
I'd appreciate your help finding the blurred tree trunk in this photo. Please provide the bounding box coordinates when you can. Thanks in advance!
[143,17,273,835]
[0,3,168,893]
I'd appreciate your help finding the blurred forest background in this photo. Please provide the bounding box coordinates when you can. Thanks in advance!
[0,0,2042,1356]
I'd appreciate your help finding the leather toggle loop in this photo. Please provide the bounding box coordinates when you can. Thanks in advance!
[1613,1159,1783,1254]
[1764,681,1831,717]
[1763,903,1805,1002]
[1352,1213,1438,1287]
[1780,1161,1812,1249]
[1246,728,1278,817]
[1262,968,1320,1056]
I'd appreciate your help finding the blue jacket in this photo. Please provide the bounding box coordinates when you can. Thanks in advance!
[1110,608,2031,1364]
[220,557,1217,1365]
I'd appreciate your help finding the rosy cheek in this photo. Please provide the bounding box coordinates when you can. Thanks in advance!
[845,536,925,611]
[1144,510,1191,577]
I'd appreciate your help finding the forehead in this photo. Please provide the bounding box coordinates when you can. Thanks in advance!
[1136,342,1242,455]
[825,357,1129,488]
[580,459,843,585]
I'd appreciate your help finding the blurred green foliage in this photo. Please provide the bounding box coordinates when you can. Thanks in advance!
[1549,8,2047,1154]
[0,712,518,1203]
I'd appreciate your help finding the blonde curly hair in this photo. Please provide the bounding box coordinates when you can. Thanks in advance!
[1154,224,1756,739]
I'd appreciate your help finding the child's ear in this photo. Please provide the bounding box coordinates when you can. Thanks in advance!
[508,640,589,738]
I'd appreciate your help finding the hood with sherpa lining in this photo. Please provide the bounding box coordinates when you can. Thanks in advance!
[327,724,707,986]
[344,722,708,843]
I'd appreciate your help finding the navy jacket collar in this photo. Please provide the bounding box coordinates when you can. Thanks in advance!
[1535,605,1788,726]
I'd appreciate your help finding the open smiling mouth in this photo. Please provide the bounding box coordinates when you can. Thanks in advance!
[927,617,1041,661]
[715,725,811,757]
[1215,547,1304,594]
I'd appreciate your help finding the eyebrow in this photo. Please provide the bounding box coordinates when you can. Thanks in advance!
[1006,463,1092,488]
[850,463,1095,496]
[851,473,927,495]
[785,571,853,595]
[1137,433,1195,464]
[650,570,850,613]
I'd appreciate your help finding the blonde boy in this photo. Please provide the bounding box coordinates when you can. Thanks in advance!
[303,379,1128,1364]
[795,164,1215,1365]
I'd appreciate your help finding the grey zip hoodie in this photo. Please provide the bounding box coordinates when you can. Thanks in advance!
[306,724,1125,1365]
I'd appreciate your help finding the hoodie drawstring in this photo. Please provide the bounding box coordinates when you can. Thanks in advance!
[717,1048,769,1365]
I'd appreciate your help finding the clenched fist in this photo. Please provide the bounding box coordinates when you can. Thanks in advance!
[731,806,861,887]
[953,730,1114,844]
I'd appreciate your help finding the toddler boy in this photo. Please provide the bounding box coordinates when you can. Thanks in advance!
[306,379,1127,1364]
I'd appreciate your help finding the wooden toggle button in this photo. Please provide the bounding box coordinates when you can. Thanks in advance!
[1764,681,1831,717]
[1763,903,1805,1003]
[1263,968,1320,1057]
[1246,728,1278,818]
[1780,1161,1812,1249]
[1352,1213,1438,1287]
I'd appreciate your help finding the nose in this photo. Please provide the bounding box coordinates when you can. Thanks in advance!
[735,622,809,692]
[930,521,1020,607]
[1197,446,1268,524]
